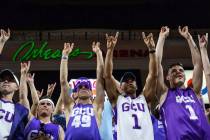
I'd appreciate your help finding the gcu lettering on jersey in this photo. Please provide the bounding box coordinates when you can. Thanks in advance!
[122,102,145,112]
[65,104,101,140]
[0,109,14,122]
[27,130,54,140]
[176,95,195,103]
[71,107,94,117]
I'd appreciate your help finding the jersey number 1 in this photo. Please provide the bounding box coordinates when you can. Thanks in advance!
[132,114,141,129]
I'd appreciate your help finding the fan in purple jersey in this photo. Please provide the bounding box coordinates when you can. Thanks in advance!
[18,62,64,140]
[60,42,105,140]
[156,26,210,140]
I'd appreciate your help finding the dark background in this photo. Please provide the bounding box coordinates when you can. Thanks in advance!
[2,0,209,104]
[1,0,210,30]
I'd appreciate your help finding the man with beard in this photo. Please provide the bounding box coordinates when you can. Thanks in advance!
[0,29,29,140]
[19,62,64,140]
[61,42,104,140]
[104,32,158,140]
[156,26,210,140]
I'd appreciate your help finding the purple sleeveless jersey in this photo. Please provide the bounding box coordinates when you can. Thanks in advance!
[160,88,210,140]
[65,103,101,140]
[24,117,59,140]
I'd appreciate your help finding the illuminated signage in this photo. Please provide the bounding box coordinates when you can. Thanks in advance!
[12,40,94,62]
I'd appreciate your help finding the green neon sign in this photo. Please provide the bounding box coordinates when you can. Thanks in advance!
[12,40,94,62]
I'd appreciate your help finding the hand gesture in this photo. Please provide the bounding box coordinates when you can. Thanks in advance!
[26,73,35,84]
[105,32,119,49]
[37,89,44,99]
[142,32,155,50]
[92,42,101,53]
[178,26,191,39]
[198,33,208,49]
[47,82,56,98]
[0,29,10,44]
[159,26,169,38]
[62,43,74,56]
[21,61,31,74]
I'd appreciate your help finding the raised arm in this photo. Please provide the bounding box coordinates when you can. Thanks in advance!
[156,27,169,99]
[199,33,210,102]
[26,73,39,117]
[46,82,56,98]
[19,61,32,118]
[60,43,74,112]
[0,29,10,54]
[92,42,105,125]
[104,32,119,106]
[142,32,158,103]
[179,26,203,96]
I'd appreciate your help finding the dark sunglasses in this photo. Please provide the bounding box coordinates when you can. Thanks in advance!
[74,81,92,92]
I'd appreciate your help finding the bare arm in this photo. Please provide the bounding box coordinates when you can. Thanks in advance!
[142,32,158,103]
[0,29,10,54]
[58,125,65,140]
[104,32,119,107]
[19,61,32,119]
[53,94,63,115]
[60,43,74,112]
[46,82,56,98]
[199,33,210,102]
[92,42,105,126]
[27,73,39,116]
[179,26,203,96]
[156,27,169,100]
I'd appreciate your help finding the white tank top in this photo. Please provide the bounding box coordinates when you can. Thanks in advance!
[0,99,15,140]
[116,95,154,140]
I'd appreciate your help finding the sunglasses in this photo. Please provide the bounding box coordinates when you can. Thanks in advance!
[74,81,92,92]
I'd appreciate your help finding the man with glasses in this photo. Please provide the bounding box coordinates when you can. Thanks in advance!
[61,42,104,140]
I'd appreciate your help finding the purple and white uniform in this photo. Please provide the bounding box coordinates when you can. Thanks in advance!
[160,88,210,140]
[24,117,59,140]
[65,103,101,140]
[0,99,14,140]
[115,95,154,140]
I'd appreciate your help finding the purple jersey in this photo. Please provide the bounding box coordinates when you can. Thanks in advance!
[24,117,59,140]
[65,103,101,140]
[160,88,210,140]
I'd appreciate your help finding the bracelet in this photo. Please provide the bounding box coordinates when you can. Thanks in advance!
[149,50,156,54]
[62,55,68,60]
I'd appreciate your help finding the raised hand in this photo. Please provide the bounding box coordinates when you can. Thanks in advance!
[47,82,56,97]
[0,29,10,44]
[92,42,101,53]
[142,32,155,50]
[37,89,44,99]
[21,61,31,74]
[178,26,191,39]
[62,42,74,56]
[105,32,119,49]
[159,26,169,38]
[26,73,35,84]
[198,33,208,49]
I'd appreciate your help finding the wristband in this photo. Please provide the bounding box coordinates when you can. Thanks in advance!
[62,55,68,60]
[149,50,156,54]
